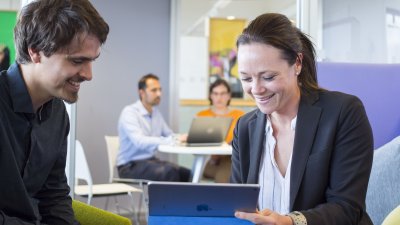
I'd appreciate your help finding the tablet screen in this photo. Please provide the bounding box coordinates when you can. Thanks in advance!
[148,182,260,217]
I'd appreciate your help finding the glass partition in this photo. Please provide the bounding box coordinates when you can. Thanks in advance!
[174,0,297,103]
[321,0,400,63]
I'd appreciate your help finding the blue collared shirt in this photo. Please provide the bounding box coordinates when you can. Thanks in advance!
[117,100,174,166]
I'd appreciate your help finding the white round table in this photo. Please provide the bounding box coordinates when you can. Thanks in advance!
[158,143,232,183]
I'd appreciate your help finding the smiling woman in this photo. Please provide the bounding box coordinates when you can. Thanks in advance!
[238,43,302,117]
[231,13,374,225]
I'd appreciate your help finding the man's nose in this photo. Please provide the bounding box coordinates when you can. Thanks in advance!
[79,62,93,81]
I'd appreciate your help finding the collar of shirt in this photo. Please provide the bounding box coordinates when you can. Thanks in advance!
[135,100,153,117]
[7,63,34,114]
[265,115,297,168]
[6,63,53,122]
[265,115,297,133]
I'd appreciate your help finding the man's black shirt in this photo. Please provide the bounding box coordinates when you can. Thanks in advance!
[0,63,75,224]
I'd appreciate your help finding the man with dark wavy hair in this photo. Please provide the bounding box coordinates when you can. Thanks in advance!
[0,0,109,224]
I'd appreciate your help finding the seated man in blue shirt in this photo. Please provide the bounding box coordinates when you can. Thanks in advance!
[117,74,190,182]
[0,0,109,224]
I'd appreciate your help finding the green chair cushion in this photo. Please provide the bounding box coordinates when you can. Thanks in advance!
[72,200,132,225]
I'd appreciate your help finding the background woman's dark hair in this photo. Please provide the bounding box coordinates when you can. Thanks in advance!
[14,0,109,64]
[208,79,232,106]
[0,46,10,71]
[236,13,320,95]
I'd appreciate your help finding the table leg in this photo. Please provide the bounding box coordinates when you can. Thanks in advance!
[191,155,207,183]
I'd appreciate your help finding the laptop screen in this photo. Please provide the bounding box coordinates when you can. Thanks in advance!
[186,117,233,146]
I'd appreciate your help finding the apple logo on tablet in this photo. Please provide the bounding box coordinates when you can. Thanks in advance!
[196,204,211,211]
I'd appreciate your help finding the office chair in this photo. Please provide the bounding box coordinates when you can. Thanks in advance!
[366,136,400,225]
[74,140,142,224]
[104,136,148,221]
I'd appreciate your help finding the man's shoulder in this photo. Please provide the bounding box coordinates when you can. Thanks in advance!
[121,102,141,114]
[119,102,145,123]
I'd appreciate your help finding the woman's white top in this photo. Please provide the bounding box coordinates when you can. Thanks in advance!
[258,116,297,214]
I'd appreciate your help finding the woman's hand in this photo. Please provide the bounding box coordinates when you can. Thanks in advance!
[235,209,293,225]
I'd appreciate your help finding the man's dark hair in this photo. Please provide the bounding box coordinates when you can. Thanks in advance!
[138,73,159,91]
[14,0,109,64]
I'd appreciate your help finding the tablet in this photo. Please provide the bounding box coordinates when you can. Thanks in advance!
[148,182,260,217]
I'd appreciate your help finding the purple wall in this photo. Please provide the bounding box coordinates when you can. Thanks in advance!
[317,62,400,148]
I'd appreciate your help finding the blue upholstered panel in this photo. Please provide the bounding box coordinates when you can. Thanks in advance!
[317,62,400,148]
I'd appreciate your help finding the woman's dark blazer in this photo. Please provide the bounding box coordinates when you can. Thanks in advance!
[231,90,374,225]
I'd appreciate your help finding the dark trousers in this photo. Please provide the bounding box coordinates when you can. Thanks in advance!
[118,157,191,182]
[203,155,231,183]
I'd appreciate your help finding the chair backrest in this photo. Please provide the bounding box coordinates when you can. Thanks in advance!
[75,140,93,188]
[366,136,400,225]
[317,62,400,149]
[105,136,120,183]
[72,199,132,225]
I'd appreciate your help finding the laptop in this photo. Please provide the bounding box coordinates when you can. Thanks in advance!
[186,117,233,146]
[147,181,260,217]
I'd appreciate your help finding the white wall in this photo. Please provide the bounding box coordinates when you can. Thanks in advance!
[77,0,171,184]
[0,0,20,10]
[179,36,208,99]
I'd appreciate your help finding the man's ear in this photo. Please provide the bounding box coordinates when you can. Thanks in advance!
[28,48,41,63]
[139,89,144,99]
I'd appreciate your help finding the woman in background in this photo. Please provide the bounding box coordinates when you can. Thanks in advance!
[197,79,244,183]
[0,45,10,72]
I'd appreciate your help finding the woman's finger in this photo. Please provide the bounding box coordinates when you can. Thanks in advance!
[235,211,275,224]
